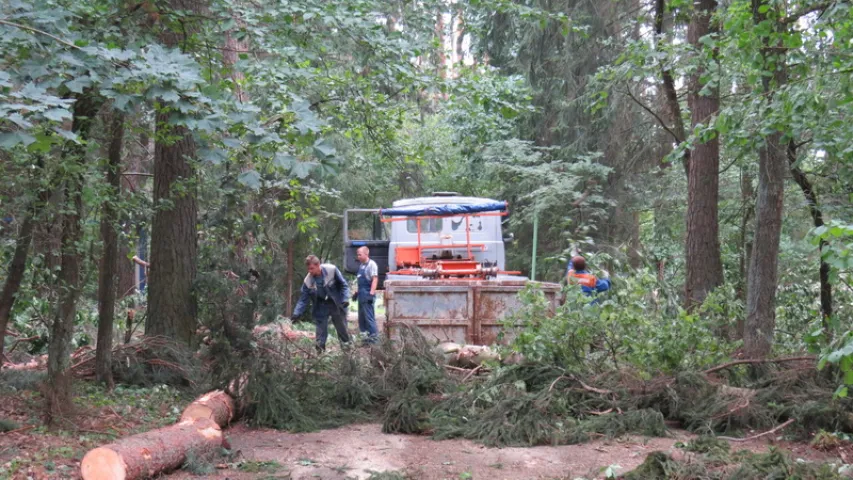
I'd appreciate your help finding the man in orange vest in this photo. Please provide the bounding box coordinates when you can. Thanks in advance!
[565,255,611,296]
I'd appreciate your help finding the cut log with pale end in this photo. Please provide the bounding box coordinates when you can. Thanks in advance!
[179,389,235,427]
[452,345,500,368]
[80,418,222,480]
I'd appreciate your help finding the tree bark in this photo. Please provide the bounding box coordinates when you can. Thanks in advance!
[744,0,787,359]
[684,0,723,310]
[0,203,38,362]
[95,112,125,388]
[455,7,465,62]
[46,92,103,423]
[286,239,294,315]
[787,140,832,322]
[654,0,690,175]
[737,165,754,339]
[145,116,198,344]
[436,8,447,79]
[146,0,204,345]
[80,418,223,480]
[179,390,235,427]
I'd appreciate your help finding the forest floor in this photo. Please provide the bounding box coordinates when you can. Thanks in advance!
[163,422,849,480]
[3,313,853,479]
[1,378,851,480]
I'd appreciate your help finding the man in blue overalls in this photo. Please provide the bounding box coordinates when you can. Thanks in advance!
[292,255,352,352]
[353,246,379,344]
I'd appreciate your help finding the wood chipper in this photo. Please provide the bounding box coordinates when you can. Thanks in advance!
[343,194,560,345]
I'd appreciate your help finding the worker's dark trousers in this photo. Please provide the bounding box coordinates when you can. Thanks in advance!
[315,301,351,350]
[358,300,378,343]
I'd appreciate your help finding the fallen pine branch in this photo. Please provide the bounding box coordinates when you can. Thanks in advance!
[462,365,483,382]
[7,335,39,353]
[0,425,35,435]
[571,374,614,395]
[443,365,469,373]
[704,356,816,375]
[717,418,796,442]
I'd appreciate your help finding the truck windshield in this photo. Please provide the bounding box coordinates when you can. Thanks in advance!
[406,218,443,233]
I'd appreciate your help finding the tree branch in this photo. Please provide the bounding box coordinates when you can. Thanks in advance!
[718,418,795,442]
[780,1,834,24]
[0,19,83,51]
[622,86,681,143]
[704,356,816,375]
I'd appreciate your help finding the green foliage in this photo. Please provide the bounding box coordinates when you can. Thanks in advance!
[183,447,217,476]
[0,418,21,432]
[238,460,281,473]
[211,325,449,433]
[808,222,853,396]
[0,369,46,392]
[366,471,410,480]
[622,446,851,480]
[504,280,731,375]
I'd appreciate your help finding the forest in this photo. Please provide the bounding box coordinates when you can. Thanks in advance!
[1,0,853,478]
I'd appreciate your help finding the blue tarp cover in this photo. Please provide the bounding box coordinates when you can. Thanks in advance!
[381,201,506,217]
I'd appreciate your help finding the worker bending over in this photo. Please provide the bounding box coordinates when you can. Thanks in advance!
[292,255,352,352]
[353,246,379,345]
[565,255,611,296]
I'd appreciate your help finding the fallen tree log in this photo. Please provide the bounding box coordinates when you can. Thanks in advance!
[434,342,503,368]
[180,389,235,427]
[80,417,223,480]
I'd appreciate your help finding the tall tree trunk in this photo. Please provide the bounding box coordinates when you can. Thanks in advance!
[737,165,754,338]
[684,0,723,310]
[95,112,125,388]
[146,117,198,344]
[654,0,690,176]
[744,0,787,359]
[787,140,832,323]
[223,20,248,103]
[46,92,102,423]
[145,0,203,345]
[0,202,38,362]
[286,239,294,316]
[455,7,465,62]
[436,9,447,79]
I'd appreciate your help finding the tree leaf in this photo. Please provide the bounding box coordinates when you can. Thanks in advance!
[313,139,336,158]
[274,153,297,169]
[291,160,318,179]
[0,133,23,149]
[53,128,80,143]
[65,76,93,94]
[237,170,261,189]
[43,108,72,122]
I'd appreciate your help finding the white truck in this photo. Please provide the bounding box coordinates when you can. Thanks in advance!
[343,193,559,345]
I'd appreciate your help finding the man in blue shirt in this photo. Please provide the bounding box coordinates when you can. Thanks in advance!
[353,246,379,345]
[292,255,352,352]
[565,255,611,296]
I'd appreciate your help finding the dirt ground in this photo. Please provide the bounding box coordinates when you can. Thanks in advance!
[2,390,850,480]
[163,422,844,480]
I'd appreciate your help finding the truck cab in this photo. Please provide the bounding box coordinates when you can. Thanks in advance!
[343,194,511,285]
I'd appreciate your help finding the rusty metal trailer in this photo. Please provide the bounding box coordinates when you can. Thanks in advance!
[383,279,560,345]
[345,195,562,346]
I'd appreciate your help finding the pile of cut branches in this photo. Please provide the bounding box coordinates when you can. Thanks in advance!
[622,436,849,479]
[201,318,853,450]
[72,336,204,388]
